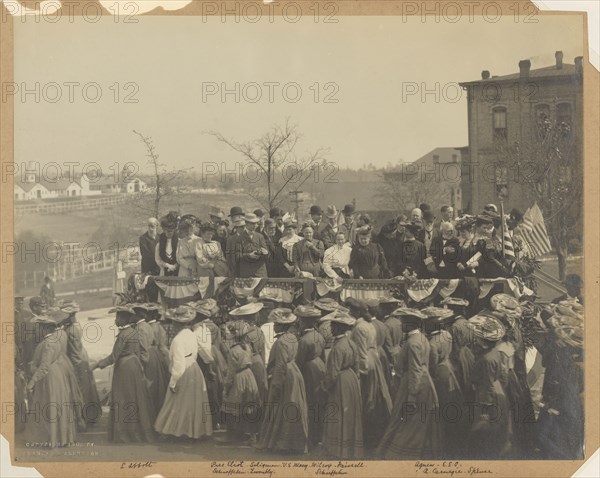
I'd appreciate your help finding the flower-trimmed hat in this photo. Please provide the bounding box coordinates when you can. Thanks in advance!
[390,307,428,321]
[314,298,348,313]
[454,215,476,231]
[160,211,179,229]
[440,297,470,308]
[268,307,294,323]
[326,310,356,327]
[490,294,520,311]
[189,299,218,318]
[467,313,506,342]
[271,309,297,325]
[164,305,196,323]
[131,302,161,312]
[294,304,323,318]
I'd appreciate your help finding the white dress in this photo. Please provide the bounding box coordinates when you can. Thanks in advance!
[154,328,213,438]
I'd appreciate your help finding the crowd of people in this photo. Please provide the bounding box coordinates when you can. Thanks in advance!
[14,241,584,459]
[138,202,536,301]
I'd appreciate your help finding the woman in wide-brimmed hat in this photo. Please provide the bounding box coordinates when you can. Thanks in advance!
[321,310,363,459]
[58,302,102,427]
[218,321,261,445]
[377,307,441,460]
[422,306,465,458]
[190,299,227,427]
[25,309,83,447]
[445,301,475,401]
[228,303,268,409]
[257,310,309,453]
[153,305,213,440]
[345,298,392,452]
[131,303,170,414]
[490,295,536,458]
[294,305,327,448]
[91,306,156,443]
[465,313,511,459]
[313,299,349,362]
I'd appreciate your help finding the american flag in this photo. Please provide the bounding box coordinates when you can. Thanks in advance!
[501,211,516,261]
[520,204,553,256]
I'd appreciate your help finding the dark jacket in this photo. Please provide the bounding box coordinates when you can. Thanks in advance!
[429,236,460,279]
[235,229,268,278]
[139,232,160,275]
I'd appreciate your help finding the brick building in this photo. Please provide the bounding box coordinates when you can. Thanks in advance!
[458,51,583,214]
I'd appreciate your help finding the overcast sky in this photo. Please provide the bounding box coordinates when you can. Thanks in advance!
[14,13,583,174]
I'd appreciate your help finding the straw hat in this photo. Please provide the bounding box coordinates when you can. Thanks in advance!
[31,308,69,325]
[467,313,506,342]
[490,294,520,311]
[294,304,322,318]
[164,305,196,323]
[326,310,356,327]
[389,307,427,321]
[131,302,161,312]
[229,302,264,317]
[271,309,297,325]
[440,297,469,308]
[314,298,348,313]
[547,300,583,349]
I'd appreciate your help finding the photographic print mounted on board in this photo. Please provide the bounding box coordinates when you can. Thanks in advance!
[1,1,598,477]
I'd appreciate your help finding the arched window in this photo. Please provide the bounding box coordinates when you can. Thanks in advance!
[557,103,572,126]
[535,104,551,138]
[492,106,507,140]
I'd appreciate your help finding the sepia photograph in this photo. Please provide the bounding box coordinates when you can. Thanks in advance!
[1,1,598,477]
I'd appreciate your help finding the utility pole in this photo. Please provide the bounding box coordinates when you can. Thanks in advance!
[289,190,304,223]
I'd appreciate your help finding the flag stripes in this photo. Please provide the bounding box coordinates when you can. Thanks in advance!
[521,204,553,256]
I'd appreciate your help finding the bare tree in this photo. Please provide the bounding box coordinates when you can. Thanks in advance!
[374,169,439,214]
[132,130,190,219]
[205,118,330,209]
[497,113,582,280]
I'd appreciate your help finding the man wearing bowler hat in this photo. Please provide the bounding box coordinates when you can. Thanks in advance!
[269,207,285,243]
[235,213,269,278]
[308,205,324,241]
[228,206,245,227]
[339,203,357,244]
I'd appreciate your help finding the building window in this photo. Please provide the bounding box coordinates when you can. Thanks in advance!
[492,107,507,140]
[557,103,572,126]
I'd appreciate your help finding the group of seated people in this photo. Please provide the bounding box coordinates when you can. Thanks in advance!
[139,202,533,283]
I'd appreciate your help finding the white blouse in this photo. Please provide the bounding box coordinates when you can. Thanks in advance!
[323,243,352,279]
[169,328,198,388]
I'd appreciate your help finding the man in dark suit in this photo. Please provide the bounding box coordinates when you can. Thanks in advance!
[270,207,285,243]
[262,218,285,277]
[139,217,160,301]
[427,222,460,279]
[319,205,339,249]
[226,218,244,277]
[235,213,269,278]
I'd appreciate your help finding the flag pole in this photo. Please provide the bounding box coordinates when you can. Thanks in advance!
[500,199,506,258]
